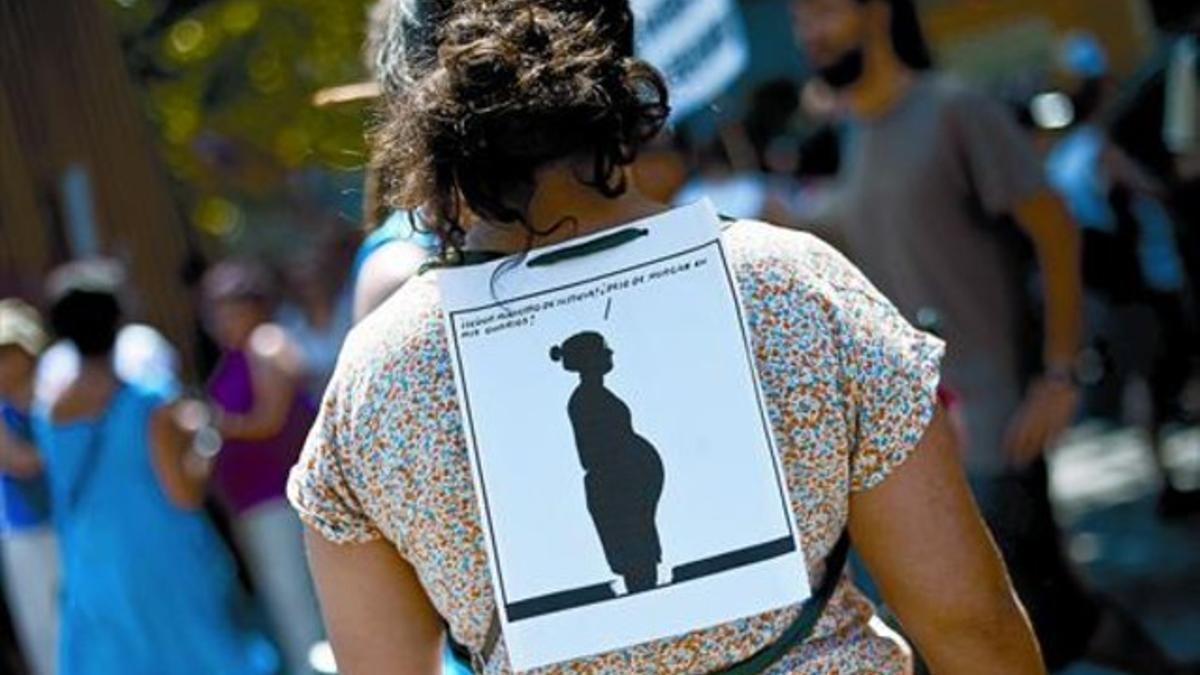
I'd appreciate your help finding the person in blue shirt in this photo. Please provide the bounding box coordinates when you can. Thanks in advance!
[33,261,276,675]
[0,299,58,675]
[351,210,437,322]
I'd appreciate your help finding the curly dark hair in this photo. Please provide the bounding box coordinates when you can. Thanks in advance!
[374,0,670,252]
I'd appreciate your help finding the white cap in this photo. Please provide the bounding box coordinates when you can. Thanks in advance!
[0,299,48,357]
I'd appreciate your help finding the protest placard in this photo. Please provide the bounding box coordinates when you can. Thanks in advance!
[438,201,809,671]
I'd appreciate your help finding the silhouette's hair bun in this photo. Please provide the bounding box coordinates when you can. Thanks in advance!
[375,0,670,252]
[551,331,607,373]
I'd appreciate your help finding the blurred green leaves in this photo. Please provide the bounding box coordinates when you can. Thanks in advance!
[105,0,375,231]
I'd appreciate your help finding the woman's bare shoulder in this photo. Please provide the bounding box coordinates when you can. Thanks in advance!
[47,382,110,425]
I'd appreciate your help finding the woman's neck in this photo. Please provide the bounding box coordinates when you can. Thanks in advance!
[470,164,668,254]
[77,358,117,389]
[52,356,119,423]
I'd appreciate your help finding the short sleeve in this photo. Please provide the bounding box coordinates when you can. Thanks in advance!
[803,238,945,492]
[287,377,381,545]
[948,87,1045,217]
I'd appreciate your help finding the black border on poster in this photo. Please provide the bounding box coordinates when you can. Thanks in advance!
[448,237,800,622]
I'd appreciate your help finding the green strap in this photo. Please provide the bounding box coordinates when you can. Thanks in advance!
[463,531,850,673]
[716,531,851,675]
[469,609,501,672]
[418,250,507,275]
[526,228,648,267]
[420,227,650,275]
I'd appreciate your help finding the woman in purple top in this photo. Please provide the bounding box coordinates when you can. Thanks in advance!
[202,260,325,675]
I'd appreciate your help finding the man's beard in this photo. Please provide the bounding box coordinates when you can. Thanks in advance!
[816,46,865,89]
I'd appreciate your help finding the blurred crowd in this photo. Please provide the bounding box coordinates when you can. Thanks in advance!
[1,0,1199,673]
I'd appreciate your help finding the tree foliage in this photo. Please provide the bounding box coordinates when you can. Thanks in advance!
[105,0,375,239]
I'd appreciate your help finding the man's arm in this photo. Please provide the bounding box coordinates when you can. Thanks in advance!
[1007,188,1083,463]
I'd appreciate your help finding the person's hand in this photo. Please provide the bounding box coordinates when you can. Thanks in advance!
[1004,375,1079,467]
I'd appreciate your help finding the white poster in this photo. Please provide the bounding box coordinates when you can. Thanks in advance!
[438,201,809,672]
[631,0,749,120]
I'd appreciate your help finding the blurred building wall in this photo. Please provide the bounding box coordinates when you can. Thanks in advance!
[0,0,195,375]
[921,0,1158,82]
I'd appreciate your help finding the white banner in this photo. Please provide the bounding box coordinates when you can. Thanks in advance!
[437,201,809,671]
[632,0,750,120]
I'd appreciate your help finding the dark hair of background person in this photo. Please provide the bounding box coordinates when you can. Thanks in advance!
[861,0,934,71]
[46,260,125,358]
[362,0,457,230]
[374,0,670,252]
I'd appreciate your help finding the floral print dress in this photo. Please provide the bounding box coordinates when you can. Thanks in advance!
[289,221,944,674]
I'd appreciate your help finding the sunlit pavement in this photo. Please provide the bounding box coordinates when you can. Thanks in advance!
[1050,424,1200,674]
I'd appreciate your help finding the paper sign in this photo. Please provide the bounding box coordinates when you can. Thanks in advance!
[631,0,749,120]
[437,201,810,672]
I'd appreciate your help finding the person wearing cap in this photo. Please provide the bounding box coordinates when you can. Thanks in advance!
[0,299,58,675]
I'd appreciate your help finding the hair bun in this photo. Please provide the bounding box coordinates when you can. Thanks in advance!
[376,0,671,245]
[448,38,520,97]
[549,345,563,362]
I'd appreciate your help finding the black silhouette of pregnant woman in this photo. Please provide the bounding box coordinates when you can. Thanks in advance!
[551,331,665,594]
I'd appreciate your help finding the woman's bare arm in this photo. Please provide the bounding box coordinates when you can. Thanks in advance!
[149,405,211,509]
[0,423,43,478]
[305,528,444,675]
[849,407,1044,674]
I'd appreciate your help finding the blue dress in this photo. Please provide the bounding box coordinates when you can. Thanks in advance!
[34,383,276,675]
[349,210,439,287]
[0,403,52,531]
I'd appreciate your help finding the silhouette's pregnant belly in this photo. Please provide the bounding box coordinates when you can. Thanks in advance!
[583,433,664,564]
[585,433,663,494]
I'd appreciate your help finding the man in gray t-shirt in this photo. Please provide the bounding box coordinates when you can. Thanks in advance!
[793,0,1191,673]
[834,74,1043,476]
[795,0,1083,477]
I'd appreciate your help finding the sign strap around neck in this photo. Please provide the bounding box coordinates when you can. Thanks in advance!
[716,529,851,674]
[463,529,850,673]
